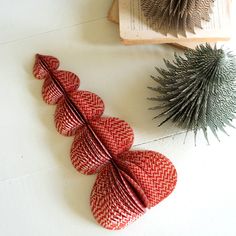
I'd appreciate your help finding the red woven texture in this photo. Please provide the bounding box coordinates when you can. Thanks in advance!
[33,54,177,230]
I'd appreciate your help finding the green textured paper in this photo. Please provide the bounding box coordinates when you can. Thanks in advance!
[148,44,236,142]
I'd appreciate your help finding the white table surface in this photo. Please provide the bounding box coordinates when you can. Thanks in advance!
[0,1,236,235]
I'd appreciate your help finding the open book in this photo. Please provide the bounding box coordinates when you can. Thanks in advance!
[108,0,199,48]
[118,0,231,45]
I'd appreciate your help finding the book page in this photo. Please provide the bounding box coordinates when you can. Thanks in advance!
[119,0,231,44]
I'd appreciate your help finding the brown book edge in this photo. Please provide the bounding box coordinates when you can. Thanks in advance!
[108,0,119,24]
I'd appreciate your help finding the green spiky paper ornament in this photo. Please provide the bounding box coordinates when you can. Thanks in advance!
[140,0,214,36]
[148,44,236,142]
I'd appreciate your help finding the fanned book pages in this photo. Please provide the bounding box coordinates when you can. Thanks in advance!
[108,0,187,48]
[148,44,236,143]
[32,54,177,230]
[108,0,213,49]
[119,0,232,45]
[141,0,215,36]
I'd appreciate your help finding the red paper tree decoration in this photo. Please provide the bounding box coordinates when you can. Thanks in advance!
[33,54,177,230]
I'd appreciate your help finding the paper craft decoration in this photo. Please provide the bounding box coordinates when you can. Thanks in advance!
[148,44,236,142]
[108,0,203,49]
[140,0,215,36]
[32,54,177,230]
[119,0,231,45]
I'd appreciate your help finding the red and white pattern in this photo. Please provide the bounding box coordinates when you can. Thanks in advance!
[33,54,177,230]
[42,70,80,105]
[33,54,59,80]
[55,91,104,136]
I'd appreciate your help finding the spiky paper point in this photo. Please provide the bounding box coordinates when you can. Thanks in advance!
[140,0,215,36]
[148,44,236,142]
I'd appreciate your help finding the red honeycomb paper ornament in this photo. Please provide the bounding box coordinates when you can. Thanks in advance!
[33,54,177,230]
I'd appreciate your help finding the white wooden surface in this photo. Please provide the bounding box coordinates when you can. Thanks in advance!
[0,1,236,235]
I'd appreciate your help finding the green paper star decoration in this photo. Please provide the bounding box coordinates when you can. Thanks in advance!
[148,44,236,143]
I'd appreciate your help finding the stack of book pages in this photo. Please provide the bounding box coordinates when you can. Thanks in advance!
[108,0,232,49]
